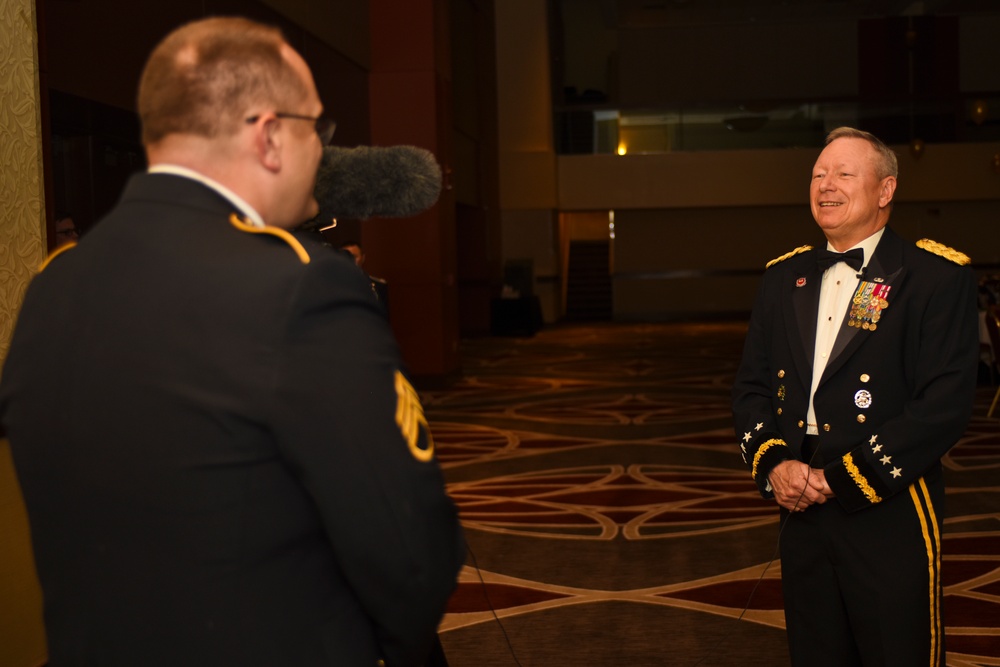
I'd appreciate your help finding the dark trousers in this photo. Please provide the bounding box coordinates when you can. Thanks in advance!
[779,475,945,667]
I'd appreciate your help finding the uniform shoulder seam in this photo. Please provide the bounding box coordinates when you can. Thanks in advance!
[915,238,970,266]
[765,245,813,269]
[38,242,76,272]
[228,214,311,265]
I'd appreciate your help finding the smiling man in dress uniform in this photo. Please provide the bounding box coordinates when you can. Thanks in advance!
[732,127,978,666]
[0,17,464,667]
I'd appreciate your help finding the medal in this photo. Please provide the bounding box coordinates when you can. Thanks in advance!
[848,280,891,330]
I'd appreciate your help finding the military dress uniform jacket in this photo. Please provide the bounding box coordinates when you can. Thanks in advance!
[732,226,978,511]
[0,173,465,667]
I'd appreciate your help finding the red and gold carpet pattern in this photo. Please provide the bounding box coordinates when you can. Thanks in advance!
[426,323,1000,666]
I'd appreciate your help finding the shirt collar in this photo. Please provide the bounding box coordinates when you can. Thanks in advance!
[147,164,266,228]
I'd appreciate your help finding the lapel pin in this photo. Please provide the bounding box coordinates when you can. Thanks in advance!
[796,277,806,287]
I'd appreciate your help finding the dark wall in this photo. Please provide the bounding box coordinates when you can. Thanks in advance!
[40,0,370,238]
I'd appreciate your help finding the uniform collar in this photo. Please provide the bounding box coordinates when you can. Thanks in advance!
[826,226,885,272]
[148,164,265,228]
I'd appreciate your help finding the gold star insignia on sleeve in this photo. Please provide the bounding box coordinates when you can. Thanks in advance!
[891,467,903,478]
[755,422,763,431]
[869,435,878,445]
[872,444,883,453]
[743,432,752,442]
[880,455,892,465]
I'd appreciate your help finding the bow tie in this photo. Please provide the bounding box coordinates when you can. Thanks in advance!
[816,248,864,272]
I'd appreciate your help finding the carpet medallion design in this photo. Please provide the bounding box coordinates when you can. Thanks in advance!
[429,323,1000,666]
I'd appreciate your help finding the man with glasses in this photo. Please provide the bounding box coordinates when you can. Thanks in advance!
[52,211,79,249]
[1,16,464,667]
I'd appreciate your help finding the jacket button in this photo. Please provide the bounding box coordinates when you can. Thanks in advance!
[778,369,786,378]
[797,420,804,428]
[857,414,866,423]
[860,374,870,383]
[777,408,783,415]
[823,424,831,431]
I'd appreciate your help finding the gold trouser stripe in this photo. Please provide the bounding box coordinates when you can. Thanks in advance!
[909,478,942,667]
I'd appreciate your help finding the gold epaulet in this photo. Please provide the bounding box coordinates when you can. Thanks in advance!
[765,245,813,269]
[916,238,971,266]
[38,241,77,272]
[228,213,310,265]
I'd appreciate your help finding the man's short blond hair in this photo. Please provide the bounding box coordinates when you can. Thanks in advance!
[825,127,898,180]
[138,17,309,146]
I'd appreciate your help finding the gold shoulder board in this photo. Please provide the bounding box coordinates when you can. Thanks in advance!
[228,213,311,265]
[916,238,970,266]
[765,245,813,269]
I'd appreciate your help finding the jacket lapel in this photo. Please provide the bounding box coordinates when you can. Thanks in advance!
[786,254,822,385]
[820,227,906,385]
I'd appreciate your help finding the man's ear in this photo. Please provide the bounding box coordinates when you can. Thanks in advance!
[878,176,897,208]
[251,115,282,173]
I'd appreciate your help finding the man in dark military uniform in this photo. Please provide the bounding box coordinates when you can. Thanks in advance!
[0,17,464,667]
[732,127,978,666]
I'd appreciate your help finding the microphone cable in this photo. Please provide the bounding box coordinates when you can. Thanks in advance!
[688,444,820,667]
[464,541,524,666]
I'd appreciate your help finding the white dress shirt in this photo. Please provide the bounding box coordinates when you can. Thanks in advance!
[806,227,885,435]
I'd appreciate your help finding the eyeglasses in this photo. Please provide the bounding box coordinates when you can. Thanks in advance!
[245,113,336,146]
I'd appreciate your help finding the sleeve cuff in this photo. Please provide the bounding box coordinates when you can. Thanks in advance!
[747,436,790,498]
[826,450,889,513]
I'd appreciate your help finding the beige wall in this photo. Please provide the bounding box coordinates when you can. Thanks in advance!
[610,199,1000,320]
[495,0,560,321]
[560,142,1000,319]
[495,0,557,210]
[1,0,47,361]
[0,0,48,662]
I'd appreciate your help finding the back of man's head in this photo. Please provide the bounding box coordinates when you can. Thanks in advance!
[137,17,308,147]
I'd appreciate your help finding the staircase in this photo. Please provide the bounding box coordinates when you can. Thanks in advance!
[565,240,612,321]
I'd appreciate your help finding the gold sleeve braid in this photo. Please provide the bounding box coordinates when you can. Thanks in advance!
[751,439,786,479]
[842,452,883,504]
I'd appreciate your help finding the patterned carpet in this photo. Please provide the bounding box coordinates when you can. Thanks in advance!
[424,322,1000,667]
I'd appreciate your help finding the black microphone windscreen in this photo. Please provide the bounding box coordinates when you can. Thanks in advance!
[312,145,442,224]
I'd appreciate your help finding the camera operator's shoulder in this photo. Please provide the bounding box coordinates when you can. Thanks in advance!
[38,242,77,272]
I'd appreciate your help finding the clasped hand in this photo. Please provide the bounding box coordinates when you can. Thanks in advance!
[768,460,833,512]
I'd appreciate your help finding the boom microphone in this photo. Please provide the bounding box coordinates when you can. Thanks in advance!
[311,145,443,224]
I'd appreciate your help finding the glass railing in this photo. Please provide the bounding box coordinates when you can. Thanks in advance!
[554,96,1000,155]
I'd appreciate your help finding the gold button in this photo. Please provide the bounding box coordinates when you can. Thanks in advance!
[823,424,831,432]
[797,420,804,428]
[778,370,785,378]
[777,408,783,415]
[860,374,870,383]
[857,414,866,423]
